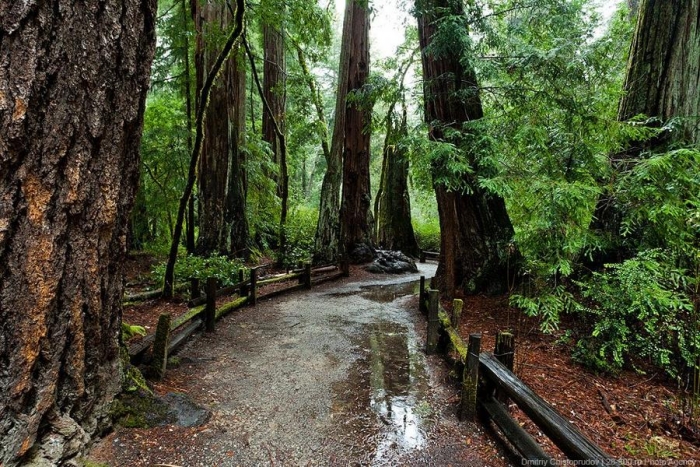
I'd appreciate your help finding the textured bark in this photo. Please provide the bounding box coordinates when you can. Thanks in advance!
[313,0,351,265]
[376,109,420,257]
[261,1,289,251]
[593,0,700,258]
[416,0,515,296]
[183,0,196,254]
[0,0,156,464]
[619,0,700,145]
[225,48,249,258]
[340,0,375,263]
[195,1,235,255]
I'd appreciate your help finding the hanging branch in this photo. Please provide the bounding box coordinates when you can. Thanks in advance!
[242,34,290,258]
[162,0,246,298]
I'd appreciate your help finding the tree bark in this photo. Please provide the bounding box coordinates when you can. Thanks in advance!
[376,107,420,257]
[225,47,250,258]
[313,2,351,265]
[619,0,700,145]
[195,1,235,256]
[593,0,700,259]
[415,0,515,296]
[0,0,156,464]
[340,0,375,263]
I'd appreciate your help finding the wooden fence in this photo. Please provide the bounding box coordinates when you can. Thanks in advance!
[127,262,346,378]
[418,276,619,466]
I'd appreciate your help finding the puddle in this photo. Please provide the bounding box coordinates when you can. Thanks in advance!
[359,281,419,303]
[332,321,430,463]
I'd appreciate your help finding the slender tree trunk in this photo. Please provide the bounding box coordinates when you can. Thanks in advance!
[195,1,235,256]
[225,47,250,258]
[261,5,289,256]
[415,0,515,296]
[593,0,700,258]
[162,0,245,298]
[340,0,375,263]
[0,1,156,465]
[183,0,196,254]
[306,22,344,263]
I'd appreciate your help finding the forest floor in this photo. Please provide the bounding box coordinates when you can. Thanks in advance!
[87,255,699,466]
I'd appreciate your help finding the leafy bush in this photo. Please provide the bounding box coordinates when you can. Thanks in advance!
[413,218,441,252]
[279,205,318,268]
[573,250,698,377]
[151,254,245,287]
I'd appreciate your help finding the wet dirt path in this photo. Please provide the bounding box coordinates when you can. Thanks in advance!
[89,264,504,466]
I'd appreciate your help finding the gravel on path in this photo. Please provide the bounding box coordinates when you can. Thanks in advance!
[87,263,509,466]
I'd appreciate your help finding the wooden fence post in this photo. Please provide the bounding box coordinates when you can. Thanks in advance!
[151,313,171,380]
[460,333,481,421]
[420,251,426,263]
[250,267,257,306]
[239,269,248,297]
[419,276,427,313]
[190,278,200,301]
[452,299,463,329]
[205,277,216,332]
[304,262,312,289]
[426,290,440,355]
[494,331,515,405]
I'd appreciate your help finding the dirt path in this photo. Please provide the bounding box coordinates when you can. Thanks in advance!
[88,263,508,466]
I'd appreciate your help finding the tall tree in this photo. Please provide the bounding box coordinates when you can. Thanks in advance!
[415,0,515,296]
[340,0,375,263]
[194,0,238,255]
[0,0,156,464]
[224,47,250,258]
[375,50,420,257]
[375,105,420,256]
[312,3,349,264]
[262,0,289,244]
[594,0,700,256]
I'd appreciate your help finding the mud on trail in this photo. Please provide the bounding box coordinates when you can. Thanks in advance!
[88,263,508,466]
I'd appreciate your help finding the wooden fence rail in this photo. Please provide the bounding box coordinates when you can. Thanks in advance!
[418,276,619,466]
[128,262,345,377]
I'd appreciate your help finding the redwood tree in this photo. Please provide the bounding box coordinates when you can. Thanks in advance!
[415,0,515,296]
[0,0,156,464]
[313,0,351,264]
[340,0,375,263]
[594,0,700,256]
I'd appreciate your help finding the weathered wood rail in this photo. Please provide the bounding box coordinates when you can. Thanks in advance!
[418,277,619,466]
[127,262,344,376]
[419,250,440,263]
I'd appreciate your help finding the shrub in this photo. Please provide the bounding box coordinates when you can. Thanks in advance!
[413,218,441,252]
[151,254,245,287]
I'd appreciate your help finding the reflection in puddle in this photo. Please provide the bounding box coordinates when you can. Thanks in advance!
[368,322,427,456]
[331,320,430,464]
[360,281,419,303]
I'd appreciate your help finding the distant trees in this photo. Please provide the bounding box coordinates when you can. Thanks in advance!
[0,0,156,465]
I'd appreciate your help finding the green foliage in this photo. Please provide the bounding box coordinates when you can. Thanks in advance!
[152,254,245,286]
[279,205,318,268]
[121,322,147,341]
[574,250,698,377]
[413,217,441,252]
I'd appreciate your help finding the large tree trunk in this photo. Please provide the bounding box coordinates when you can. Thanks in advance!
[415,0,515,296]
[195,1,235,255]
[376,108,420,257]
[313,0,351,265]
[593,0,700,258]
[261,1,289,253]
[340,0,375,263]
[619,0,700,144]
[225,47,250,258]
[0,0,156,465]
